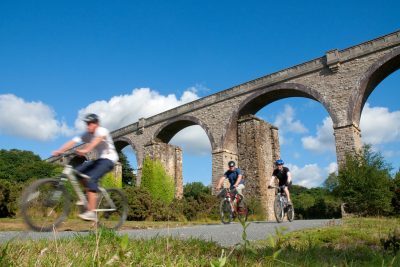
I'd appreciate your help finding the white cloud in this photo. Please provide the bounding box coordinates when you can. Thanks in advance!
[170,125,212,156]
[287,162,337,188]
[360,103,400,145]
[274,104,308,134]
[75,87,199,132]
[0,94,74,141]
[301,117,335,153]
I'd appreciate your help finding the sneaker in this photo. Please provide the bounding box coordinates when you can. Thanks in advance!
[78,210,97,222]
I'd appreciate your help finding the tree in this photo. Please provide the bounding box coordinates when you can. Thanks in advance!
[391,169,400,214]
[183,182,211,200]
[323,172,339,192]
[118,152,135,186]
[0,149,60,182]
[336,145,393,216]
[141,157,175,204]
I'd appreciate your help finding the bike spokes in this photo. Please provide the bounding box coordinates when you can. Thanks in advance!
[220,199,233,224]
[96,188,128,230]
[21,178,71,231]
[274,197,284,223]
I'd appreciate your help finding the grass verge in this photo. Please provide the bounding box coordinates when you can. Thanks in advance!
[0,217,399,266]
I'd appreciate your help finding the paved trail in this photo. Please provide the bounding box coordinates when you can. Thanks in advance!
[0,219,339,247]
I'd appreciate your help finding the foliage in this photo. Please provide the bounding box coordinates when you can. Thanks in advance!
[0,149,60,182]
[183,182,211,199]
[392,170,400,214]
[100,171,122,189]
[118,152,135,186]
[336,144,394,215]
[323,172,339,192]
[141,157,175,204]
[0,179,24,217]
[291,185,341,219]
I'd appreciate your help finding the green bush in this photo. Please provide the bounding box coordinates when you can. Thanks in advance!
[100,171,122,189]
[336,144,394,216]
[141,157,174,204]
[0,179,23,217]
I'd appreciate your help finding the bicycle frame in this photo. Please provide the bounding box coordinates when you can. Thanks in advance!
[62,165,116,212]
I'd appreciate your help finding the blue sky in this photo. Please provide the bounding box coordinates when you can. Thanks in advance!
[1,0,399,188]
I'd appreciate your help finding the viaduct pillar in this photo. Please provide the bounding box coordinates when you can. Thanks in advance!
[237,115,280,221]
[333,124,362,168]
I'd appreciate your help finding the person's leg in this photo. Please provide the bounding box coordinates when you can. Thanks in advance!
[78,159,114,221]
[283,186,292,204]
[236,184,245,207]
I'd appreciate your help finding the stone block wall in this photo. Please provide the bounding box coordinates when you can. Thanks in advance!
[237,115,280,220]
[333,124,362,168]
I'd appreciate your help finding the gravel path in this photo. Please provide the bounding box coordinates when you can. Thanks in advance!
[0,219,339,247]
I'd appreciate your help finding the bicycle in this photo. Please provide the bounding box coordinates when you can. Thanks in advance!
[218,180,248,224]
[269,185,294,223]
[20,152,128,232]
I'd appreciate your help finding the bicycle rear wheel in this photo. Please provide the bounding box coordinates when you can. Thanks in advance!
[287,205,295,222]
[220,199,232,224]
[274,197,284,223]
[96,188,128,230]
[20,178,71,231]
[236,200,248,223]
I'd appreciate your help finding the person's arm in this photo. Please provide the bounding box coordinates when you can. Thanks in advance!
[286,172,292,185]
[76,135,105,156]
[216,176,226,190]
[268,176,276,188]
[233,174,243,187]
[52,140,77,156]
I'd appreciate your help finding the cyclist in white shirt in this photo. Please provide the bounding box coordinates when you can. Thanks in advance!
[52,113,119,221]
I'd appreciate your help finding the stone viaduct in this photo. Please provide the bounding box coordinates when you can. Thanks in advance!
[52,30,400,220]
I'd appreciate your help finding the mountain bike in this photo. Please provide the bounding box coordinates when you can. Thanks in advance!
[20,152,128,232]
[269,185,294,223]
[218,180,248,224]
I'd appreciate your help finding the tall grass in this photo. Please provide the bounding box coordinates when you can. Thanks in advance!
[0,217,399,266]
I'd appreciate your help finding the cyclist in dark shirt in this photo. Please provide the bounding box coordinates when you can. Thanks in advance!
[268,159,293,205]
[216,161,245,200]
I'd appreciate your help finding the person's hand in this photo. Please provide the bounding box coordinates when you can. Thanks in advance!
[52,150,62,156]
[75,148,88,156]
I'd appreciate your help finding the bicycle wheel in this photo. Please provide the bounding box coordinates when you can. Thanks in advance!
[236,200,248,223]
[274,197,284,223]
[220,199,232,224]
[20,178,71,231]
[96,188,128,230]
[287,205,295,222]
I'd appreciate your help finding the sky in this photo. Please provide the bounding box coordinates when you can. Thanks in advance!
[1,0,399,188]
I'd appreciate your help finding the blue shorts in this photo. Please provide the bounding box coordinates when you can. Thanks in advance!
[75,158,114,191]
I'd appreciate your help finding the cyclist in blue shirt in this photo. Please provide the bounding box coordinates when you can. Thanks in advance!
[216,161,245,200]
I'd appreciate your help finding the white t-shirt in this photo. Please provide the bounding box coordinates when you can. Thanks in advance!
[73,126,119,163]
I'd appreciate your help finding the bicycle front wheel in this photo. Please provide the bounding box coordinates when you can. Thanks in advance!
[287,205,295,222]
[96,188,128,230]
[220,199,232,224]
[20,178,71,232]
[236,200,248,223]
[274,197,284,223]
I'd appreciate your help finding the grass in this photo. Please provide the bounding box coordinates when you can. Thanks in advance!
[0,217,221,232]
[0,217,399,266]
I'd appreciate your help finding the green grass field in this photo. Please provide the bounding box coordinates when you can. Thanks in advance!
[0,217,399,266]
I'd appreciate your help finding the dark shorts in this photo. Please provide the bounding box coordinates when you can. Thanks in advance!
[75,158,114,191]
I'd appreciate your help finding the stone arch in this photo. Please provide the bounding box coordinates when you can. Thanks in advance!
[222,83,338,150]
[153,115,216,150]
[349,47,400,126]
[114,136,139,163]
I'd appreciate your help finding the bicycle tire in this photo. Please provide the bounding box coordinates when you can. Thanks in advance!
[220,199,232,224]
[96,188,128,230]
[287,205,295,222]
[20,178,71,232]
[274,197,284,223]
[236,200,248,223]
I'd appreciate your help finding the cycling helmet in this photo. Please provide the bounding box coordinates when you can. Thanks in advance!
[228,161,236,167]
[83,113,99,123]
[275,159,284,165]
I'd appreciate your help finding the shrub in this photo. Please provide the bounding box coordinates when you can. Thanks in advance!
[141,157,174,204]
